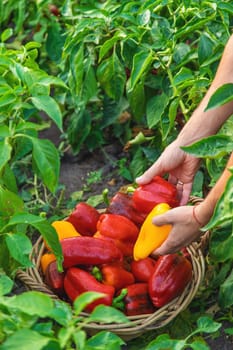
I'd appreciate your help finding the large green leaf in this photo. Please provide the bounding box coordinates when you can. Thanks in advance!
[181,135,233,158]
[30,137,60,193]
[0,138,12,172]
[127,80,145,122]
[0,186,24,224]
[128,50,153,92]
[204,174,233,230]
[31,96,63,131]
[97,51,126,101]
[205,83,233,111]
[67,109,91,155]
[0,329,52,350]
[2,291,54,317]
[219,269,233,308]
[5,233,33,267]
[147,93,169,129]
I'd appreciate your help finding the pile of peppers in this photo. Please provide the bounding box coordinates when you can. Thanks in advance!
[41,176,193,316]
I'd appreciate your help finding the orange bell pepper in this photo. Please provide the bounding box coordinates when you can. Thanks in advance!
[44,220,81,250]
[133,203,171,261]
[40,252,56,274]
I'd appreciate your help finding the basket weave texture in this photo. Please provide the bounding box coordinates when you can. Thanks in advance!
[16,196,207,340]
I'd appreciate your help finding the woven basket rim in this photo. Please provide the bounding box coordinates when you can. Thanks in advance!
[16,196,208,339]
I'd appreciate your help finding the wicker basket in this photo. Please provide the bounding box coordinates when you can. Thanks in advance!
[16,196,208,340]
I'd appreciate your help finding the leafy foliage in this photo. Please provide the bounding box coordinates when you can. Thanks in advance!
[0,1,233,349]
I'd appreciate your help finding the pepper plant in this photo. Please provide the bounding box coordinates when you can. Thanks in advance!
[0,30,66,276]
[57,0,233,180]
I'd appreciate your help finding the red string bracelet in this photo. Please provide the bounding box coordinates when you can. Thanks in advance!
[192,205,204,227]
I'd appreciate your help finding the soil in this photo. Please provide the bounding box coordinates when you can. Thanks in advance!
[38,125,233,349]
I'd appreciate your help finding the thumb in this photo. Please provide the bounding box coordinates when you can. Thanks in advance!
[135,162,163,185]
[152,213,172,226]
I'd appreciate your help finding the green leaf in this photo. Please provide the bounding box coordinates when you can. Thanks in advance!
[147,93,169,129]
[204,175,233,230]
[0,139,12,172]
[99,31,126,61]
[4,212,63,270]
[0,329,52,350]
[173,67,194,86]
[190,341,210,350]
[97,51,126,101]
[3,291,54,316]
[31,96,63,131]
[73,330,86,350]
[0,274,14,296]
[210,226,233,262]
[5,233,33,267]
[73,291,105,315]
[219,268,233,308]
[196,316,221,333]
[181,135,233,159]
[1,28,13,42]
[89,305,129,324]
[30,137,60,193]
[67,109,91,155]
[0,186,24,223]
[128,50,153,92]
[1,164,18,193]
[127,80,145,122]
[205,83,233,111]
[146,334,182,350]
[198,34,214,65]
[86,331,125,349]
[48,300,72,327]
[0,92,16,108]
[32,220,63,271]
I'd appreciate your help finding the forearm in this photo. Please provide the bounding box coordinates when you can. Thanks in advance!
[196,152,233,225]
[178,34,233,146]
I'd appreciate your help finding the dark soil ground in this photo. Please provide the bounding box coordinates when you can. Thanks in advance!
[38,125,233,349]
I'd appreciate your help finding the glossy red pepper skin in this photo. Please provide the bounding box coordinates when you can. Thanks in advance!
[45,260,65,297]
[132,175,179,214]
[100,263,135,291]
[64,267,115,312]
[130,257,157,282]
[61,236,123,268]
[149,253,193,308]
[106,192,146,227]
[118,283,155,316]
[94,232,135,257]
[97,213,139,242]
[66,202,100,236]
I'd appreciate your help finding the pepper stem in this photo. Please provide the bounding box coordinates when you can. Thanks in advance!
[112,288,128,310]
[91,266,102,281]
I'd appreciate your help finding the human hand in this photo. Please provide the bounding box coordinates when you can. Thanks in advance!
[150,205,203,256]
[135,140,201,205]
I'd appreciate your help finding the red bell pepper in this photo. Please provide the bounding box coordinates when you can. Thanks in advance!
[94,231,135,257]
[106,192,147,227]
[149,253,193,308]
[115,283,155,316]
[66,202,100,236]
[61,236,123,268]
[45,260,65,297]
[64,267,115,312]
[93,263,135,291]
[96,213,139,257]
[132,175,179,214]
[130,257,157,282]
[97,213,139,241]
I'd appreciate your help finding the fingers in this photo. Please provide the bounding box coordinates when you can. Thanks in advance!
[180,182,193,205]
[135,161,163,185]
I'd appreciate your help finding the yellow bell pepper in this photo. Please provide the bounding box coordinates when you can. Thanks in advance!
[133,203,171,261]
